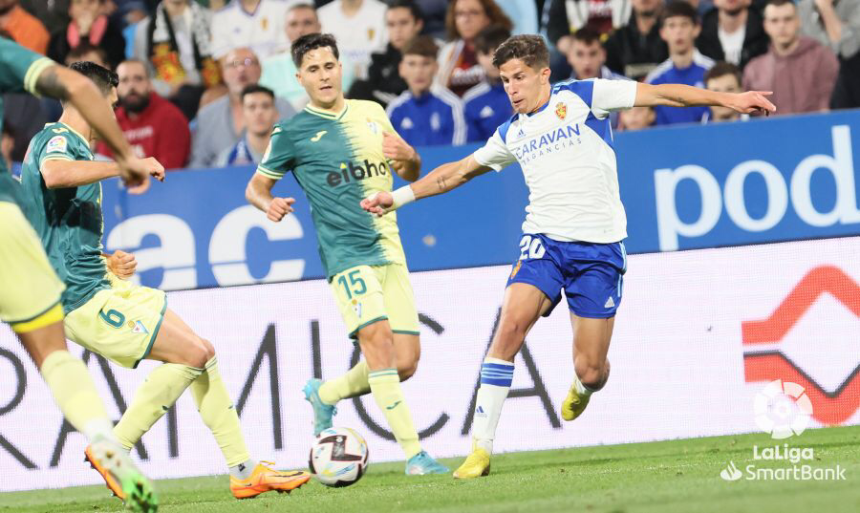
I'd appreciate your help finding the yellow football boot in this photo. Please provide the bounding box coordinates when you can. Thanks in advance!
[453,448,491,480]
[229,462,310,499]
[561,384,590,421]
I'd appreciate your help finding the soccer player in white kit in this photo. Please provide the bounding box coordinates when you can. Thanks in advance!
[361,35,775,479]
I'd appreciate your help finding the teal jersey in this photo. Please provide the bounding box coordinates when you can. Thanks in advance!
[20,122,111,312]
[257,100,407,279]
[0,39,55,201]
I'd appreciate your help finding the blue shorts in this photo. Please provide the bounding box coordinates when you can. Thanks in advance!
[506,234,627,318]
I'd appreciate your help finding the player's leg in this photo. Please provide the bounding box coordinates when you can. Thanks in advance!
[560,242,625,421]
[456,235,563,480]
[0,203,156,511]
[116,306,309,498]
[312,265,420,417]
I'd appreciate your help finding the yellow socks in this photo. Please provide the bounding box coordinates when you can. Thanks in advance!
[40,350,114,441]
[319,360,370,405]
[368,368,421,459]
[190,357,250,467]
[114,363,202,450]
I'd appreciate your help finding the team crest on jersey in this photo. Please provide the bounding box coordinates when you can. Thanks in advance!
[366,119,378,134]
[555,102,567,120]
[352,299,362,319]
[132,321,149,334]
[368,28,375,41]
[46,135,68,154]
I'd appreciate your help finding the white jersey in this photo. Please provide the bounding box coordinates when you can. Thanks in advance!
[473,78,637,244]
[211,0,292,59]
[319,0,388,80]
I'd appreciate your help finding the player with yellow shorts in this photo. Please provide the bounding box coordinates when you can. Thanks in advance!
[20,61,310,502]
[0,38,164,512]
[246,33,447,475]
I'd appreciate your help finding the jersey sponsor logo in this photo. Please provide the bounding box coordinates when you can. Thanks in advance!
[555,102,567,120]
[327,160,389,187]
[511,124,582,163]
[46,135,68,154]
[311,130,327,142]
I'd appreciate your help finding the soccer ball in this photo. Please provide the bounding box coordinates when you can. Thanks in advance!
[309,427,369,487]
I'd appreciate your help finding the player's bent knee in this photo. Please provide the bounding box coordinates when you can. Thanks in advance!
[397,360,418,381]
[577,361,609,390]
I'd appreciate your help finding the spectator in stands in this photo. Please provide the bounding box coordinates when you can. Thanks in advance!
[211,0,289,60]
[319,0,388,80]
[437,0,512,97]
[20,0,70,35]
[703,61,748,121]
[216,85,278,166]
[64,41,109,66]
[605,0,669,80]
[48,0,126,69]
[347,0,424,107]
[388,36,466,146]
[619,105,656,130]
[96,59,192,169]
[798,0,860,109]
[567,28,628,80]
[696,0,768,69]
[260,3,354,110]
[0,0,50,53]
[545,0,631,57]
[414,0,448,38]
[744,0,838,115]
[190,47,295,168]
[463,25,511,142]
[647,1,714,125]
[133,0,220,122]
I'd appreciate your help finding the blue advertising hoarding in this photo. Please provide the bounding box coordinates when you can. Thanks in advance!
[101,110,860,290]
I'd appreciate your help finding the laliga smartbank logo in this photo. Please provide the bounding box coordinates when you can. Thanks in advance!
[720,380,847,482]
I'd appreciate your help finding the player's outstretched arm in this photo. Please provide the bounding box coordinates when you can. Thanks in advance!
[41,158,163,189]
[361,154,492,216]
[634,83,777,115]
[382,132,421,182]
[246,173,296,222]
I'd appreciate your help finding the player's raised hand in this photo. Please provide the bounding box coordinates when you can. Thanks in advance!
[727,91,776,116]
[107,250,137,279]
[267,197,296,222]
[361,191,394,217]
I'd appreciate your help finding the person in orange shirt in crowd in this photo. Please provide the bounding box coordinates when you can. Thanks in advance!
[0,0,50,54]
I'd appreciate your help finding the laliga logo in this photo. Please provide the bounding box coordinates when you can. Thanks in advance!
[754,380,813,439]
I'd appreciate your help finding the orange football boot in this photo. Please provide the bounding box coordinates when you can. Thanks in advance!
[229,462,311,499]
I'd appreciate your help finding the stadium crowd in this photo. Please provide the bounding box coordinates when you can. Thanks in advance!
[1,0,858,171]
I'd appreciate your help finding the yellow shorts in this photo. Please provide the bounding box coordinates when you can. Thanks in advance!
[0,202,65,333]
[65,278,167,369]
[330,263,419,339]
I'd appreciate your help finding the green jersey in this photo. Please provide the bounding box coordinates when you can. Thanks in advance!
[257,100,407,279]
[0,38,54,202]
[20,122,111,312]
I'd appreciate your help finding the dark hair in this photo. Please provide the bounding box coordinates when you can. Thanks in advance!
[65,42,109,66]
[387,0,424,23]
[402,35,439,59]
[288,2,316,13]
[241,84,275,101]
[572,27,603,47]
[661,1,699,26]
[474,24,511,55]
[291,33,339,67]
[704,61,742,85]
[492,34,549,69]
[765,0,797,10]
[445,0,512,41]
[68,61,118,97]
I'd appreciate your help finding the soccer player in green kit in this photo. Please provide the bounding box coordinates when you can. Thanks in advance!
[0,38,160,512]
[245,33,448,475]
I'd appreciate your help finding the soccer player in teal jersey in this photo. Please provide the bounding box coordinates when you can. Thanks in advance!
[246,33,448,475]
[0,38,162,512]
[20,61,311,500]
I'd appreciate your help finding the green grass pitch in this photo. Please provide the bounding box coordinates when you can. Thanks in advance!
[3,426,858,513]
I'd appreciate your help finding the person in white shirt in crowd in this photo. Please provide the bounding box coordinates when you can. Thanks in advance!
[211,0,290,60]
[217,84,279,166]
[190,47,295,168]
[318,0,388,79]
[259,2,354,110]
